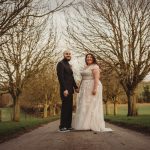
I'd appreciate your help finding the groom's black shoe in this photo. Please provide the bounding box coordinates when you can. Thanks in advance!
[58,127,70,132]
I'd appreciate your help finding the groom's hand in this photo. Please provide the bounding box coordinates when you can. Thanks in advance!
[64,90,69,97]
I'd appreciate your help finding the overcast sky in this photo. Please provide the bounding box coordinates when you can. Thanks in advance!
[49,0,150,82]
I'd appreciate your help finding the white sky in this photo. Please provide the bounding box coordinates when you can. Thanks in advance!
[51,2,150,82]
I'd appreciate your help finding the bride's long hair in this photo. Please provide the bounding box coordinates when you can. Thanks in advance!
[85,53,98,65]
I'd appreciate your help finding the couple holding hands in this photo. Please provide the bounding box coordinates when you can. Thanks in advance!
[57,50,112,132]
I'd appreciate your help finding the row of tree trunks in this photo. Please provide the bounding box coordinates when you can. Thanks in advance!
[105,100,137,116]
[105,102,117,116]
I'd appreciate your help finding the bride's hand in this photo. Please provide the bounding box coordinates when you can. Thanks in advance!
[75,88,79,93]
[92,89,97,95]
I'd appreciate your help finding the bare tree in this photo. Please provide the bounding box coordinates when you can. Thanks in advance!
[0,11,58,121]
[99,63,112,115]
[21,63,60,118]
[0,0,32,38]
[66,0,150,116]
[0,0,75,121]
[0,0,75,67]
[104,72,124,116]
[101,64,124,116]
[0,0,75,45]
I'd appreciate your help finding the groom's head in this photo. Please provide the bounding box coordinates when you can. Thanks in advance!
[63,50,72,61]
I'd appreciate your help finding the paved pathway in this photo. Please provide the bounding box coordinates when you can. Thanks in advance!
[0,120,149,150]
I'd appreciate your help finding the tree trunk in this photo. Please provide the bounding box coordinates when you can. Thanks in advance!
[0,110,2,122]
[105,102,109,115]
[43,100,48,118]
[53,104,56,116]
[127,94,132,116]
[43,94,49,118]
[127,93,138,116]
[48,101,51,116]
[114,102,117,116]
[13,97,20,121]
[131,94,138,116]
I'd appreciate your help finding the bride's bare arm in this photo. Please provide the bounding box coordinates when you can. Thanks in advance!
[92,65,100,95]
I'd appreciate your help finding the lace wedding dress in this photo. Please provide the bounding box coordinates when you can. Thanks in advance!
[73,64,113,132]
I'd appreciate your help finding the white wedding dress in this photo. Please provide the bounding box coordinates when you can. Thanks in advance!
[73,64,113,132]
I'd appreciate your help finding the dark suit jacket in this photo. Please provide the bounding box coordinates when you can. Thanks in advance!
[57,59,78,95]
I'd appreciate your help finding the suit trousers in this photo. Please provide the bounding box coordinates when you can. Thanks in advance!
[60,93,73,129]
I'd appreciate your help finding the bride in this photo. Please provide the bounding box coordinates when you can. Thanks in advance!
[73,53,113,132]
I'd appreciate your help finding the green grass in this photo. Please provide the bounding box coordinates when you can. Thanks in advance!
[0,107,13,121]
[103,103,150,115]
[0,107,59,142]
[105,115,150,127]
[0,116,59,137]
[137,104,150,115]
[104,103,150,134]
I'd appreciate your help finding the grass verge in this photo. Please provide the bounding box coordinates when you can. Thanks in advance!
[105,115,150,135]
[0,116,59,143]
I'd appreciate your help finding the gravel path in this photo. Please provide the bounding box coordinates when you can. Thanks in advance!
[0,120,149,150]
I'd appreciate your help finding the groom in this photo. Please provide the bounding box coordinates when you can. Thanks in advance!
[57,50,79,132]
